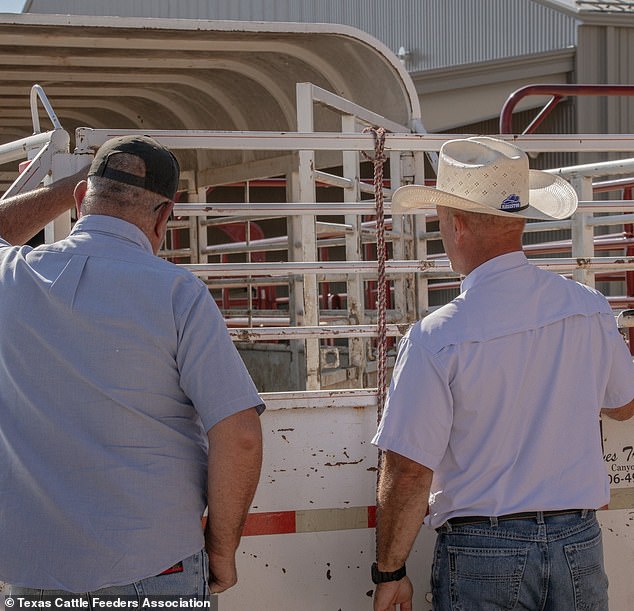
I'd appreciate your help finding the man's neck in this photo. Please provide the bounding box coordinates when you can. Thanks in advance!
[460,245,523,276]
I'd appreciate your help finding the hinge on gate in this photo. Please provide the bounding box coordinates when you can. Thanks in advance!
[400,152,416,184]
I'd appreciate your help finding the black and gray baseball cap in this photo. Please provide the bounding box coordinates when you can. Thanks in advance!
[88,135,180,200]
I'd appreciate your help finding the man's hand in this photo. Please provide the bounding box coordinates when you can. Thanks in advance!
[208,550,238,594]
[373,577,414,611]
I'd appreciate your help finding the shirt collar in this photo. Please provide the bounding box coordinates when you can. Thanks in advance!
[461,251,528,293]
[70,215,154,254]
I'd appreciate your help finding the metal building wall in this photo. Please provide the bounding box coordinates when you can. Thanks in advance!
[25,0,578,72]
[576,23,634,138]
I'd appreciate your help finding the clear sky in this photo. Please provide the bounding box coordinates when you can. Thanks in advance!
[0,0,26,13]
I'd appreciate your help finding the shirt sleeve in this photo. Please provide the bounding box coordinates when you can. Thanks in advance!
[602,315,634,409]
[372,334,453,470]
[176,283,265,431]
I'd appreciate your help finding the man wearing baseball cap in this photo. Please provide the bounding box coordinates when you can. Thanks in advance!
[371,137,634,610]
[0,136,264,603]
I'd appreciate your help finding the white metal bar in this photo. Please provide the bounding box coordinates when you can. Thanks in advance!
[529,257,634,273]
[523,233,634,254]
[205,279,290,290]
[523,220,573,233]
[409,150,429,318]
[182,260,449,276]
[175,200,631,219]
[160,247,194,258]
[75,129,634,154]
[181,258,634,277]
[308,83,410,134]
[296,83,320,390]
[593,178,634,190]
[577,201,634,212]
[571,176,595,286]
[359,181,392,196]
[314,170,354,190]
[30,84,62,132]
[546,157,634,179]
[222,310,406,326]
[1,141,51,200]
[586,213,634,226]
[228,324,407,341]
[342,113,366,387]
[0,130,58,165]
[195,186,209,264]
[390,150,407,323]
[174,202,395,216]
[173,200,629,219]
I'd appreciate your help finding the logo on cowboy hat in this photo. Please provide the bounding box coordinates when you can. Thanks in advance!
[500,194,523,212]
[391,136,577,221]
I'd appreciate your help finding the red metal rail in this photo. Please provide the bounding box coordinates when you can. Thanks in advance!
[499,84,634,134]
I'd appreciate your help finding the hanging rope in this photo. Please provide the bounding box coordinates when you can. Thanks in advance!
[363,126,388,555]
[362,127,388,422]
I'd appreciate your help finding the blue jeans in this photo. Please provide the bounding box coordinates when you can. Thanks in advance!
[8,550,215,610]
[432,511,608,610]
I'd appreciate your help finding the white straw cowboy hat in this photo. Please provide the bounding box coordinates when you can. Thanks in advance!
[391,136,577,220]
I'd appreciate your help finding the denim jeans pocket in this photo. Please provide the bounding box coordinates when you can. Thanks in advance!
[135,550,207,600]
[564,531,609,611]
[447,545,529,610]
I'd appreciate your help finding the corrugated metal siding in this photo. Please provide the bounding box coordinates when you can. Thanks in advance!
[26,0,578,72]
[576,23,634,159]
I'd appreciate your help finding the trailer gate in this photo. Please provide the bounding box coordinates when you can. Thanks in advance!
[1,84,634,610]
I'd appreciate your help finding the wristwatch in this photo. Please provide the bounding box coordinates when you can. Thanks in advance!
[371,562,407,584]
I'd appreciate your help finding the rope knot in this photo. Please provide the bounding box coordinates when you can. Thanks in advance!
[362,126,387,165]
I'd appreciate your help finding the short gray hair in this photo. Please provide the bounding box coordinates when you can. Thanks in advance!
[82,152,161,218]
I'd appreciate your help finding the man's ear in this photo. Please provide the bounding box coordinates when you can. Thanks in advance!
[153,201,174,238]
[452,211,468,245]
[73,180,88,218]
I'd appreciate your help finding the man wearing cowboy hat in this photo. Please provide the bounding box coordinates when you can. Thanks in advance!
[371,137,634,611]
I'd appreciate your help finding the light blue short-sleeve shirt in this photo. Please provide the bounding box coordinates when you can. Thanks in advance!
[373,252,634,529]
[0,215,264,591]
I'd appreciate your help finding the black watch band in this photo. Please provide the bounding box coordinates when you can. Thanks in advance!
[371,562,406,584]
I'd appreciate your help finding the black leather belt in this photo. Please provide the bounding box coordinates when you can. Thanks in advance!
[440,509,589,530]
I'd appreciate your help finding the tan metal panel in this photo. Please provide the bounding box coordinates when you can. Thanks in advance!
[26,0,578,73]
[0,13,418,187]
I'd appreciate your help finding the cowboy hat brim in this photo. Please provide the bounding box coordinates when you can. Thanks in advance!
[391,170,578,221]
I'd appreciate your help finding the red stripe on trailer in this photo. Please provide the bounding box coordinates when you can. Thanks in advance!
[243,510,296,536]
[367,505,377,528]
